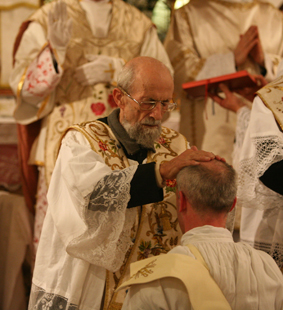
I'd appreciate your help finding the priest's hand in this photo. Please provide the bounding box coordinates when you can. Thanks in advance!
[159,146,224,181]
[249,31,265,67]
[234,74,267,102]
[234,26,258,67]
[74,55,124,86]
[209,83,246,113]
[47,0,73,50]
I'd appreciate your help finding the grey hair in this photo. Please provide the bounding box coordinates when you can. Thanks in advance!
[117,63,135,93]
[176,161,237,214]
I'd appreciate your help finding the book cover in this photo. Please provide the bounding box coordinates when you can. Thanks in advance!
[182,70,257,98]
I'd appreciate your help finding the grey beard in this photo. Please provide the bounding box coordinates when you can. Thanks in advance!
[122,118,161,149]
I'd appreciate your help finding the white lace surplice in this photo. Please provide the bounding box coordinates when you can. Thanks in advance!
[237,96,283,268]
[29,130,138,310]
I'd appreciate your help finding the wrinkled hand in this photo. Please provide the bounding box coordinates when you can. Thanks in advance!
[234,74,267,102]
[234,26,259,67]
[209,83,245,113]
[159,146,223,180]
[74,55,115,86]
[48,0,73,50]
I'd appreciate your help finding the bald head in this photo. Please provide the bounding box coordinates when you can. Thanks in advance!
[117,56,173,94]
[177,159,237,215]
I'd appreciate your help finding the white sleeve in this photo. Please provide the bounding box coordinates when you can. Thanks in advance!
[121,278,191,310]
[47,130,138,272]
[140,27,174,76]
[10,22,64,124]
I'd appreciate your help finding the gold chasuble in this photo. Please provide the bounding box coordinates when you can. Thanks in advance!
[256,75,283,131]
[15,0,153,186]
[68,121,187,309]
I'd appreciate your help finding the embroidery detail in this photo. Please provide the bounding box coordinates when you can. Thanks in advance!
[131,259,157,279]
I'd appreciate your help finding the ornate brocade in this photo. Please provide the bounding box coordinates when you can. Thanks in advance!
[67,121,187,309]
[257,75,283,131]
[27,0,153,186]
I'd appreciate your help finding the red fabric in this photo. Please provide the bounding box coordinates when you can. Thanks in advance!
[17,122,41,215]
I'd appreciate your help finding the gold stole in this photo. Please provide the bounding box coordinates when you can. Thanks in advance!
[256,75,283,131]
[67,121,187,309]
[117,244,231,310]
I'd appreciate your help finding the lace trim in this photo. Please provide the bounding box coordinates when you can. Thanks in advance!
[237,134,283,210]
[28,284,78,310]
[67,166,137,272]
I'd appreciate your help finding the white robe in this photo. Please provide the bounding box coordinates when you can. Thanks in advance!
[164,0,283,164]
[29,130,139,309]
[122,226,283,310]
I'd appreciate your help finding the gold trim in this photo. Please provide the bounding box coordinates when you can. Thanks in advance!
[36,95,50,118]
[0,2,40,10]
[106,206,146,309]
[257,92,283,132]
[34,160,44,166]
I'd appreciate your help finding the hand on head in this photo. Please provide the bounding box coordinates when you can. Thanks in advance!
[159,145,225,181]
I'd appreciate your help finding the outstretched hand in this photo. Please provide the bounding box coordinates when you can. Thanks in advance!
[159,146,225,181]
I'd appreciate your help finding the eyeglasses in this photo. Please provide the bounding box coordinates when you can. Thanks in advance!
[118,86,176,112]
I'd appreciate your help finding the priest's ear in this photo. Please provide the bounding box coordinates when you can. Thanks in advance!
[113,87,125,109]
[229,197,237,212]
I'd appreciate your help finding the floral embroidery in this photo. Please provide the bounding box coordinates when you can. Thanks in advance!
[91,102,106,115]
[98,140,108,153]
[155,135,171,149]
[59,105,66,117]
[137,239,164,260]
[165,179,177,193]
[108,94,117,108]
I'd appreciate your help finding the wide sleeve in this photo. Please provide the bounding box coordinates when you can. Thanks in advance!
[47,130,138,272]
[9,22,65,125]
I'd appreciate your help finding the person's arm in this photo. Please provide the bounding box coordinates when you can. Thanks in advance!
[128,163,163,208]
[47,129,138,272]
[121,278,190,310]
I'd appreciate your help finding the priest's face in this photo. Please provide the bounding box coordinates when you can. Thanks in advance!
[119,66,174,148]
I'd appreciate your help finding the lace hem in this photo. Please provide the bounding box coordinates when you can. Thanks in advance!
[238,134,283,210]
[66,166,137,272]
[28,284,78,310]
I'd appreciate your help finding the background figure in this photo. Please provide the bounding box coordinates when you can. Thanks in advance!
[9,0,173,254]
[121,160,283,309]
[28,56,218,309]
[210,67,283,270]
[164,0,283,164]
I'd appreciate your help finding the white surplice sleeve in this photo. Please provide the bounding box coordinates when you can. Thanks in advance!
[47,130,138,272]
[10,22,65,124]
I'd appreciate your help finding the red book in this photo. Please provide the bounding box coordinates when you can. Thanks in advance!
[182,70,257,98]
